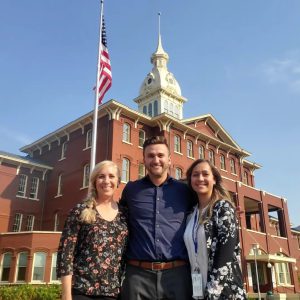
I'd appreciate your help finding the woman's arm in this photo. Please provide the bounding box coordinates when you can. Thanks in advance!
[205,200,238,299]
[61,275,72,300]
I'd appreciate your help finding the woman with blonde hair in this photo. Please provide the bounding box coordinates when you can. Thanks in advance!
[184,159,247,299]
[57,160,128,300]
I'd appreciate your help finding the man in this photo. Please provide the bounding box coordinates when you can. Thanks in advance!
[121,136,194,300]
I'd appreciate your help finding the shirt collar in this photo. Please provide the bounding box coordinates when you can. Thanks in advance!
[143,174,174,186]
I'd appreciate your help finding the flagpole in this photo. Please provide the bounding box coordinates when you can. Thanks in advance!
[91,0,104,170]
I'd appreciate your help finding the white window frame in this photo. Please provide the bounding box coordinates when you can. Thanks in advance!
[15,252,28,282]
[138,163,145,179]
[121,158,130,183]
[230,159,236,174]
[31,252,46,282]
[56,174,63,196]
[139,130,146,148]
[243,171,249,185]
[26,215,35,231]
[220,155,226,170]
[86,129,92,149]
[199,145,205,159]
[208,150,215,165]
[174,135,181,153]
[60,141,67,159]
[187,140,193,158]
[82,164,90,188]
[122,123,131,143]
[175,167,182,180]
[12,213,23,232]
[17,174,27,197]
[0,252,12,282]
[148,103,153,117]
[29,177,39,199]
[50,252,59,282]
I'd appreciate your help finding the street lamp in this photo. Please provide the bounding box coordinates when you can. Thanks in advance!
[253,244,261,300]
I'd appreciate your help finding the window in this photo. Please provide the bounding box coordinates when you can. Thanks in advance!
[32,252,46,281]
[174,105,179,118]
[121,158,130,183]
[29,177,39,199]
[230,159,236,174]
[83,164,90,188]
[17,174,27,197]
[61,142,67,159]
[175,168,182,180]
[187,140,193,158]
[154,100,158,116]
[143,105,147,115]
[12,213,23,232]
[174,135,181,153]
[51,253,58,281]
[220,155,226,170]
[26,215,35,231]
[243,171,249,185]
[148,103,153,117]
[138,163,145,179]
[276,260,291,285]
[139,130,145,147]
[199,145,205,159]
[86,129,92,148]
[16,252,28,282]
[122,123,131,143]
[0,253,12,282]
[164,100,168,113]
[169,103,174,115]
[54,213,59,231]
[208,150,215,165]
[57,174,63,196]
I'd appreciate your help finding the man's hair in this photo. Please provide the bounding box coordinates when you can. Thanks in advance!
[143,136,169,153]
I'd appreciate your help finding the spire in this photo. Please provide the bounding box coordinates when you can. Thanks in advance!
[151,12,169,67]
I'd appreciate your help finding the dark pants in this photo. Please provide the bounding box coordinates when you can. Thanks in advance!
[121,264,193,300]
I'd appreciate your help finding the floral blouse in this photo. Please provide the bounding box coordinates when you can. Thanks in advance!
[186,200,247,300]
[57,203,128,297]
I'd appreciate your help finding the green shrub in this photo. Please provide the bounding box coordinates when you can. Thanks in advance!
[0,284,61,300]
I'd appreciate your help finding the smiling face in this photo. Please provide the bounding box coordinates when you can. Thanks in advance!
[191,161,216,204]
[143,143,171,182]
[95,164,119,201]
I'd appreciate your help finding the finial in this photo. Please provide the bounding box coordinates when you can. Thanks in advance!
[158,12,161,38]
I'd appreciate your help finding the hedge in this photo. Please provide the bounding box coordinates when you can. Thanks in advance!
[0,284,61,300]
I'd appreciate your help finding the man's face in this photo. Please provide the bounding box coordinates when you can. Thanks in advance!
[143,143,171,179]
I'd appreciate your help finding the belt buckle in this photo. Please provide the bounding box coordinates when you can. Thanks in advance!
[151,262,163,271]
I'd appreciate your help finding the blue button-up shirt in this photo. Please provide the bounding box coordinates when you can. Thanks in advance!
[121,176,194,262]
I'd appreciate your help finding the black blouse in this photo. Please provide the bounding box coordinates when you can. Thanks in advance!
[57,203,128,297]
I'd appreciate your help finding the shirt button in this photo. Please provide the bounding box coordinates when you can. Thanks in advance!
[157,239,160,242]
[157,197,159,200]
[156,224,159,228]
[157,211,159,214]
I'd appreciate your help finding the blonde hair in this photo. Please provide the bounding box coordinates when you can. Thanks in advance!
[186,159,234,224]
[80,160,121,224]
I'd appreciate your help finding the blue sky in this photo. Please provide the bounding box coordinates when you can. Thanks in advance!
[1,1,299,225]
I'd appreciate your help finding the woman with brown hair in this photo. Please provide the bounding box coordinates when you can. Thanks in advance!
[184,159,247,299]
[57,160,128,300]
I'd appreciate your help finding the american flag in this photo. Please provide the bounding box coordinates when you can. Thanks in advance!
[97,16,112,104]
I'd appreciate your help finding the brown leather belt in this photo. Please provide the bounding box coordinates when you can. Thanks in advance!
[127,259,188,271]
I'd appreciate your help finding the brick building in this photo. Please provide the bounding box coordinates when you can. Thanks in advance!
[0,34,299,299]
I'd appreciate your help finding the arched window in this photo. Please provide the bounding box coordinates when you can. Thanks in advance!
[32,252,46,282]
[143,105,147,115]
[230,159,236,174]
[0,253,12,282]
[208,150,215,165]
[243,171,249,185]
[174,135,181,153]
[139,130,146,147]
[17,174,27,197]
[57,174,63,196]
[138,163,145,179]
[51,253,58,281]
[29,177,39,199]
[16,252,28,282]
[86,129,92,148]
[83,164,90,188]
[121,158,130,183]
[122,123,131,143]
[154,100,158,116]
[199,145,205,159]
[175,168,182,180]
[61,142,67,159]
[148,103,153,117]
[220,154,226,170]
[187,140,194,158]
